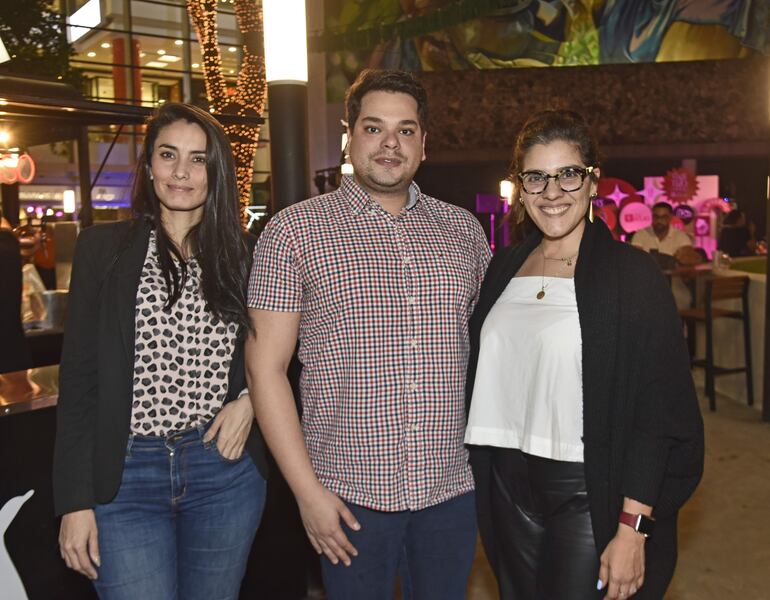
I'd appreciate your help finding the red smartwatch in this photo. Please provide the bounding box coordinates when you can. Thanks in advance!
[619,511,655,538]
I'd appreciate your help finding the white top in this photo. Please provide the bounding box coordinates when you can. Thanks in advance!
[465,276,584,462]
[631,226,692,255]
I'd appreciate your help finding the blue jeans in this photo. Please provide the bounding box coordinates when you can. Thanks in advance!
[321,492,477,600]
[92,423,266,600]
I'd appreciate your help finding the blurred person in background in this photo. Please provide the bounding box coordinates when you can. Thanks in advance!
[14,224,47,325]
[0,209,32,372]
[631,202,701,308]
[718,209,756,257]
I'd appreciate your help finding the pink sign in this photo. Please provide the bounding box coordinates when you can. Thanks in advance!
[618,202,652,233]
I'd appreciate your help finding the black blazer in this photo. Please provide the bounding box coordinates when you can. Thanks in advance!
[53,219,268,516]
[466,219,704,598]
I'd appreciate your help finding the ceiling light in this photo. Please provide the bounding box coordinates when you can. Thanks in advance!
[0,99,7,106]
[87,51,96,57]
[159,54,181,62]
[100,42,111,48]
[174,40,183,46]
[0,130,11,145]
[157,49,166,55]
[191,62,200,68]
[228,46,237,53]
[146,61,167,68]
[139,51,146,57]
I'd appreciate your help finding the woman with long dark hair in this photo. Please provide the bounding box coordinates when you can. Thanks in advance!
[54,103,268,599]
[465,110,704,600]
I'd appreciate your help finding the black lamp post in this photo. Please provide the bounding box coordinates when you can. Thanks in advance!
[264,0,309,214]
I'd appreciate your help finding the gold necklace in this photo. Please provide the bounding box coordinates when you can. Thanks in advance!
[544,254,578,266]
[537,246,579,300]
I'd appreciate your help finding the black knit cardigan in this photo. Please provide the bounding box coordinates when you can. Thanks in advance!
[465,218,704,598]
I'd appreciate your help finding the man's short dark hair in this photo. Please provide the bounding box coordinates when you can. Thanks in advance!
[652,201,673,213]
[345,69,429,133]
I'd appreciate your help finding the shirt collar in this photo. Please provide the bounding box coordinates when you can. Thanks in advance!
[340,175,422,215]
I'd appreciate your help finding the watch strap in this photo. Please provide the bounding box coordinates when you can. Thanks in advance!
[619,511,655,538]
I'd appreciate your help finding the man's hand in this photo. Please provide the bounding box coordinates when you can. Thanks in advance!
[203,394,254,459]
[59,509,100,580]
[296,484,361,566]
[598,525,645,599]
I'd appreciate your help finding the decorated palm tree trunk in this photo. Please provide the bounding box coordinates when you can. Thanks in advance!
[186,0,266,227]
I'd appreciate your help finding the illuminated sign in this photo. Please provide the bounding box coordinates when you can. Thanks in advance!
[674,204,695,225]
[694,216,710,237]
[618,202,652,233]
[0,153,36,184]
[67,0,102,43]
[662,167,699,203]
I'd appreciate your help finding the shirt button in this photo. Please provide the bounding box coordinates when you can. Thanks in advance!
[403,255,412,264]
[409,382,418,392]
[406,296,416,305]
[368,209,377,216]
[409,338,418,348]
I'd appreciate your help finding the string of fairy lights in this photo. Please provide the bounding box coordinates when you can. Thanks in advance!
[186,0,266,227]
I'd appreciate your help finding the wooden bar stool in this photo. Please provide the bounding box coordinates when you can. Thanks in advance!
[679,275,753,411]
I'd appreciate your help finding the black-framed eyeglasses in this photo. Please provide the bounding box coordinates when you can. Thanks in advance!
[517,166,595,194]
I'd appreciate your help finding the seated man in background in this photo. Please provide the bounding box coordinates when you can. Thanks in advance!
[632,201,701,262]
[632,201,701,308]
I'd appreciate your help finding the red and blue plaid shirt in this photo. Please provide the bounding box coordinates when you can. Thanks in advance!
[248,176,491,511]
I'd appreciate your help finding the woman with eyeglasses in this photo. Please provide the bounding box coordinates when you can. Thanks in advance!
[465,110,704,600]
[53,103,268,599]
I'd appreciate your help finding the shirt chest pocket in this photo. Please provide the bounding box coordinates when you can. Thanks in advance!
[416,247,476,303]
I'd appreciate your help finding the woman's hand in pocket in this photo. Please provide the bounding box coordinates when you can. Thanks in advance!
[203,394,254,459]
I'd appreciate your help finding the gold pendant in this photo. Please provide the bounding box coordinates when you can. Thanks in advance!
[536,290,545,300]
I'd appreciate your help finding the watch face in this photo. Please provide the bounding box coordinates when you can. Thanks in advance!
[637,515,655,537]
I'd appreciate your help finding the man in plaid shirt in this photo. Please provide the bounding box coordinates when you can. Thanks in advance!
[246,69,491,599]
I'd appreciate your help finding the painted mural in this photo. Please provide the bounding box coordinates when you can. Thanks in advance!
[321,0,769,100]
